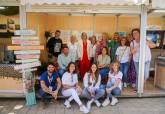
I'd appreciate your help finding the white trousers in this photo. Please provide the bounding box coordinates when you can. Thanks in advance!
[62,88,82,106]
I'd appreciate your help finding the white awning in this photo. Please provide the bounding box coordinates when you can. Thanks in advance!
[152,0,165,9]
[21,0,149,5]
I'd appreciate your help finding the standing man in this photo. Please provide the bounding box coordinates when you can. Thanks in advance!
[108,32,120,62]
[39,62,61,108]
[77,32,91,79]
[46,30,63,64]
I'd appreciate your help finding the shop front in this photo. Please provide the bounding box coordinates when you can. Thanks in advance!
[0,0,165,98]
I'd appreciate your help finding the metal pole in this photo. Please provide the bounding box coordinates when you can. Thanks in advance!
[19,5,27,29]
[138,4,147,97]
[19,5,27,94]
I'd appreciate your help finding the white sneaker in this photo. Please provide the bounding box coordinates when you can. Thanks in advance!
[111,96,118,106]
[80,105,89,114]
[64,100,71,108]
[87,99,94,110]
[123,83,127,88]
[102,97,110,107]
[132,83,136,88]
[94,100,101,107]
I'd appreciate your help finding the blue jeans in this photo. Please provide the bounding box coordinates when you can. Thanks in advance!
[39,89,52,100]
[100,84,107,90]
[59,68,66,78]
[134,61,151,89]
[106,80,121,101]
[99,68,109,80]
[120,62,129,83]
[82,88,105,100]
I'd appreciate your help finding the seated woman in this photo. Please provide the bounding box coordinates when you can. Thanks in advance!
[97,47,110,80]
[102,61,123,107]
[82,63,105,111]
[62,62,89,114]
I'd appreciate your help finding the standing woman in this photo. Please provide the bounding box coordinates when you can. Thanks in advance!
[77,32,91,79]
[82,63,105,111]
[97,47,110,80]
[62,62,89,114]
[116,38,131,87]
[68,35,78,62]
[90,35,97,64]
[96,32,109,58]
[130,28,156,90]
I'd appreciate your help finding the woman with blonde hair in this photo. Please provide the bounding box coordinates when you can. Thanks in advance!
[102,61,123,107]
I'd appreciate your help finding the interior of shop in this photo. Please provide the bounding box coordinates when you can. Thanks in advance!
[0,6,165,97]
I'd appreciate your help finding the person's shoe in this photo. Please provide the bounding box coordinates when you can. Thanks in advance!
[80,105,89,114]
[123,83,127,88]
[87,99,94,110]
[111,96,118,106]
[64,100,71,109]
[94,100,101,107]
[132,83,136,88]
[102,97,110,107]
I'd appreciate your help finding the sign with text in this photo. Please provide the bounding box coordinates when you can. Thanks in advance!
[19,68,37,73]
[16,59,39,63]
[16,54,40,59]
[14,61,41,70]
[12,36,39,40]
[12,40,40,45]
[8,45,44,50]
[14,50,40,55]
[15,30,36,36]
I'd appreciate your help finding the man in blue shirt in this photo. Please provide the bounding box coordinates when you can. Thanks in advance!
[39,62,61,108]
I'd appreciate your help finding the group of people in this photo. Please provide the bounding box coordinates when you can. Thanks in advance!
[39,61,122,113]
[40,28,156,113]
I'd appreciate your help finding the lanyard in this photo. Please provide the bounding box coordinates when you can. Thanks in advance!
[48,76,53,84]
[71,74,74,83]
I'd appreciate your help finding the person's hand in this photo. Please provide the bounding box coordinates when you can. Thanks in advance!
[99,64,104,68]
[76,86,82,94]
[106,88,112,94]
[77,86,82,91]
[48,88,53,94]
[132,48,137,54]
[91,92,95,97]
[48,53,52,56]
[52,90,58,100]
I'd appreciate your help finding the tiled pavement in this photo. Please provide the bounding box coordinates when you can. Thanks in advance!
[0,98,165,114]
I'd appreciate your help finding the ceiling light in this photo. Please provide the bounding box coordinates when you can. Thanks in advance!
[0,6,5,10]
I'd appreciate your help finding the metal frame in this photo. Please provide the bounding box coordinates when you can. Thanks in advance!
[138,5,147,97]
[21,4,148,97]
[0,1,146,97]
[26,4,142,14]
